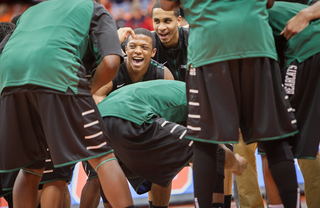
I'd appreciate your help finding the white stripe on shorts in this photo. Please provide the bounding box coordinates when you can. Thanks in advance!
[287,107,293,112]
[188,114,201,119]
[45,159,51,162]
[170,124,180,133]
[84,120,99,128]
[189,141,194,146]
[82,109,95,116]
[189,101,200,106]
[43,170,53,174]
[291,119,297,124]
[161,121,169,127]
[87,142,107,150]
[189,89,199,94]
[179,130,187,139]
[187,125,201,131]
[85,131,103,139]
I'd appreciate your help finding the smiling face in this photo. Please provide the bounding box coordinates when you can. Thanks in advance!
[125,34,156,75]
[152,8,181,48]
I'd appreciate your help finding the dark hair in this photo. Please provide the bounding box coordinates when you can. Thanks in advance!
[11,14,21,25]
[127,28,156,49]
[151,1,180,18]
[0,22,15,43]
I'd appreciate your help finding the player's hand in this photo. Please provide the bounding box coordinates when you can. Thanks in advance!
[93,94,105,105]
[117,27,135,44]
[281,10,310,40]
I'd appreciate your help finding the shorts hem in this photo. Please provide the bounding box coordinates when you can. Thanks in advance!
[2,187,13,191]
[54,150,114,168]
[185,136,238,144]
[245,130,299,144]
[88,175,99,180]
[0,158,46,173]
[0,191,12,197]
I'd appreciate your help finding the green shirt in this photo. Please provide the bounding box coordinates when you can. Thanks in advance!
[173,0,277,68]
[98,80,187,126]
[0,0,122,94]
[268,2,320,66]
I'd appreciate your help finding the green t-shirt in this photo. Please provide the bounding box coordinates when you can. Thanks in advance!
[173,0,277,68]
[268,2,320,66]
[98,80,187,126]
[0,0,122,95]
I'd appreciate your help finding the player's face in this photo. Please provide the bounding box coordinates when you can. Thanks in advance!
[152,8,181,48]
[125,34,156,72]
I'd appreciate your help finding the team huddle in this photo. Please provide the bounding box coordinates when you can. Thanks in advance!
[0,0,320,208]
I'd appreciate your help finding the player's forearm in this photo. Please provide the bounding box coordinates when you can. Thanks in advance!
[300,1,320,22]
[159,0,180,11]
[91,55,120,94]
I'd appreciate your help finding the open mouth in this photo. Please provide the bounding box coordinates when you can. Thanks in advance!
[159,33,169,40]
[132,57,144,66]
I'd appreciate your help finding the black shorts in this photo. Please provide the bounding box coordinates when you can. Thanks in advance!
[103,116,193,188]
[0,86,113,172]
[1,150,74,192]
[39,149,75,187]
[186,57,298,144]
[281,55,320,158]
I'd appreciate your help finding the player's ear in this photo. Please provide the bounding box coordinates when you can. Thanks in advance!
[125,46,128,53]
[177,15,182,27]
[151,48,157,58]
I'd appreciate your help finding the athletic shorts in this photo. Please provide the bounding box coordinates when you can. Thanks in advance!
[1,149,74,192]
[103,116,193,188]
[0,86,113,172]
[185,57,298,144]
[281,56,320,158]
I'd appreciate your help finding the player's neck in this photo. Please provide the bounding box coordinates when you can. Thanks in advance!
[126,60,148,83]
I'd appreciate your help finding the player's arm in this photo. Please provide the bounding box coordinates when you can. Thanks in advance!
[92,81,113,104]
[163,66,174,80]
[159,0,180,11]
[91,55,120,94]
[266,0,274,9]
[281,1,320,40]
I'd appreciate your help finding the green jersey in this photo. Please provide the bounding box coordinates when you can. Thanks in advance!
[0,0,122,95]
[98,80,187,126]
[172,0,277,68]
[268,2,320,66]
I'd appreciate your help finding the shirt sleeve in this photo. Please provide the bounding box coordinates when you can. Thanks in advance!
[89,2,123,65]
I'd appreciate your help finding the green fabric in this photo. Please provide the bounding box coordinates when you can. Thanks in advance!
[176,0,277,68]
[0,0,96,94]
[268,2,320,66]
[98,80,187,126]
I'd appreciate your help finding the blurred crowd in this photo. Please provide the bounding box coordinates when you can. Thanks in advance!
[0,0,157,29]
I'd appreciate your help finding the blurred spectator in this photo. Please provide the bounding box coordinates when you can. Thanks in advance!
[0,4,10,22]
[125,1,153,30]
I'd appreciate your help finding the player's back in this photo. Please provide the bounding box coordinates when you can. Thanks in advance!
[98,80,187,125]
[0,0,95,93]
[180,0,277,67]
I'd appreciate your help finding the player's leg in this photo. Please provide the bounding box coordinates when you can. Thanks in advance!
[62,184,71,208]
[261,155,283,207]
[298,152,320,208]
[40,180,67,208]
[150,182,172,208]
[260,139,300,208]
[88,153,134,208]
[234,135,264,208]
[223,144,234,208]
[79,177,101,208]
[193,141,218,207]
[13,167,44,208]
[80,161,101,208]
